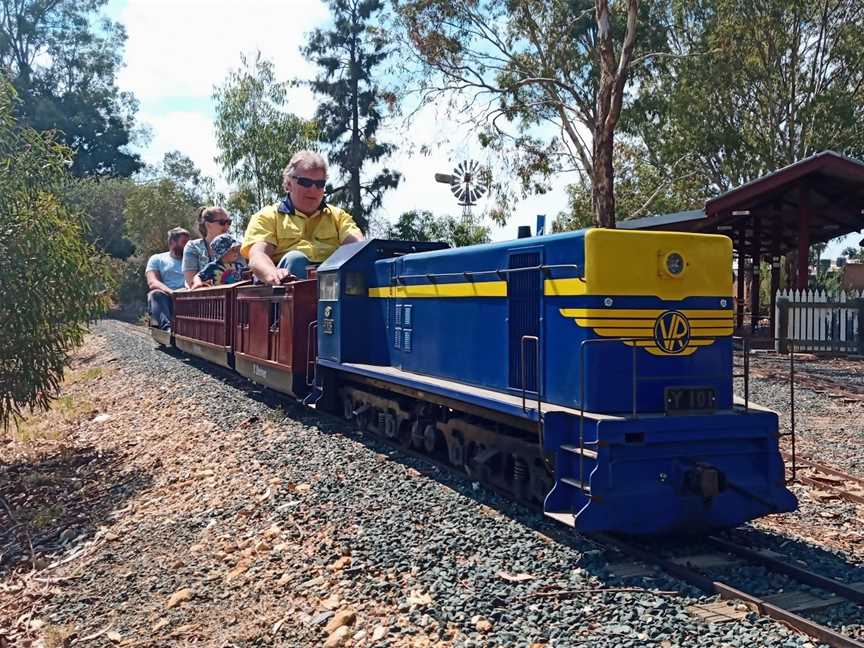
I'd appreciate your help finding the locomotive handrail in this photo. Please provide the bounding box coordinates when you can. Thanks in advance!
[393,263,581,284]
[520,335,541,415]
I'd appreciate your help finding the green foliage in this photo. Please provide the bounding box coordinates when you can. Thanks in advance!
[105,256,149,307]
[0,81,112,427]
[628,0,864,193]
[387,210,490,247]
[139,151,223,206]
[305,0,401,232]
[213,52,318,209]
[842,246,864,262]
[61,177,137,259]
[124,180,197,261]
[224,185,259,232]
[0,0,143,176]
[813,265,842,293]
[553,141,707,232]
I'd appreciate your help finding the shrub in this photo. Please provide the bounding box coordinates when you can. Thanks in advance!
[0,80,112,426]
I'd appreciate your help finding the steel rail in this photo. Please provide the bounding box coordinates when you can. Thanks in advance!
[706,536,864,604]
[595,533,864,648]
[781,452,864,505]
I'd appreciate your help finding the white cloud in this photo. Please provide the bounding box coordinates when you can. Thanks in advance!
[116,0,326,118]
[136,110,221,179]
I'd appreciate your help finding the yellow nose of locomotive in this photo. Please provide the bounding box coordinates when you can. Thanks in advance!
[582,228,733,301]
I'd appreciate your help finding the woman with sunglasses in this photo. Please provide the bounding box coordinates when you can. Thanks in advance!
[241,150,363,285]
[182,206,235,288]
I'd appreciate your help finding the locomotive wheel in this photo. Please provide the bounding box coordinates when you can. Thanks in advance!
[410,421,425,449]
[530,458,555,504]
[342,395,354,421]
[423,424,440,454]
[448,434,465,467]
[383,412,398,439]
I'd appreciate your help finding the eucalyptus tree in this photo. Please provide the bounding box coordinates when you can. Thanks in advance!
[304,0,401,233]
[213,52,317,210]
[629,0,864,194]
[388,209,490,247]
[395,0,667,227]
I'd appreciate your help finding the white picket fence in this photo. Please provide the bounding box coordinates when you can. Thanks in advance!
[775,289,863,352]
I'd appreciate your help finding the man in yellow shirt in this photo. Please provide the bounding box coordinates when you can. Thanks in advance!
[241,151,364,284]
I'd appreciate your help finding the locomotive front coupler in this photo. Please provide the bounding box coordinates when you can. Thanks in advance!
[683,463,727,501]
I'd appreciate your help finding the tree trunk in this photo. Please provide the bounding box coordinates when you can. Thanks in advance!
[349,6,366,232]
[593,0,639,229]
[592,128,616,228]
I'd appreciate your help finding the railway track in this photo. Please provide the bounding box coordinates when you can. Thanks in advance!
[783,452,864,505]
[339,419,864,648]
[599,533,864,648]
[335,414,864,648]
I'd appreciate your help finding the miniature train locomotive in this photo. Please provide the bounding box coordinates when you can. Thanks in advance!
[152,228,798,535]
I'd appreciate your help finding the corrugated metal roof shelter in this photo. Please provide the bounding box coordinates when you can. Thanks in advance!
[619,151,864,334]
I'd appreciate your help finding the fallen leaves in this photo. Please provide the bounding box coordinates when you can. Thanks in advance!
[472,616,492,633]
[324,609,356,634]
[407,589,433,606]
[152,618,170,632]
[226,560,252,582]
[496,570,535,582]
[165,588,194,609]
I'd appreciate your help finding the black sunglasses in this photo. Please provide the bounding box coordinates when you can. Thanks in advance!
[292,175,326,189]
[208,218,232,226]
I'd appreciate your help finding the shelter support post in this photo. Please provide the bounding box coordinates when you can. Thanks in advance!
[797,185,810,289]
[770,257,780,341]
[769,209,781,344]
[736,226,746,331]
[750,214,761,334]
[776,298,790,354]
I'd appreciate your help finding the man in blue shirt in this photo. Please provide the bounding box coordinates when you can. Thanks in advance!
[145,227,190,330]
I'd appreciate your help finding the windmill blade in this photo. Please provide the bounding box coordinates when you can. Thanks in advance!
[449,159,489,206]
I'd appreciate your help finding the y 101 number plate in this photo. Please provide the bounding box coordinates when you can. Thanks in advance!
[665,387,716,413]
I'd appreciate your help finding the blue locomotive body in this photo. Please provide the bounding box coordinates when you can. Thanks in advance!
[315,228,797,535]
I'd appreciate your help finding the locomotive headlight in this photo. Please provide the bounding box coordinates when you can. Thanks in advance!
[662,251,686,278]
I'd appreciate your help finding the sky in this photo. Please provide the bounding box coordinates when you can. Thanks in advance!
[104,0,859,256]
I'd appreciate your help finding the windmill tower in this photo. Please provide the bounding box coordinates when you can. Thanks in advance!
[434,159,488,220]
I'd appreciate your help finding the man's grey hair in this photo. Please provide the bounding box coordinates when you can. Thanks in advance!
[167,227,190,244]
[282,150,328,192]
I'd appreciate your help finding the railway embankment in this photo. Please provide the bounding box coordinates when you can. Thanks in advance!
[1,320,862,647]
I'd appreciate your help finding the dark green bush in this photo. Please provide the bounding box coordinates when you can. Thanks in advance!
[0,80,112,426]
[105,256,148,308]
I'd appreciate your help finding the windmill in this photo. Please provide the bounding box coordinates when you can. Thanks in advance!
[434,159,488,220]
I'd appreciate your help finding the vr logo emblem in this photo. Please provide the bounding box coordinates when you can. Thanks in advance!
[654,310,690,354]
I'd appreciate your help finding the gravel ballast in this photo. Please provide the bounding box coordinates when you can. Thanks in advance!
[3,320,861,646]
